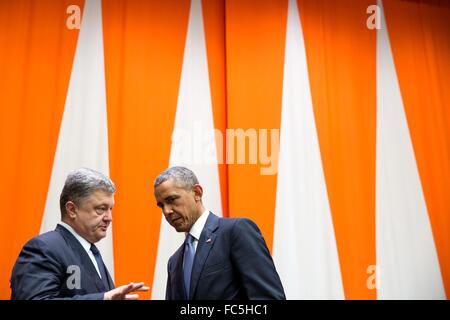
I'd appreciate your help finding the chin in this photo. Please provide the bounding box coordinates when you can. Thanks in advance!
[173,225,187,233]
[95,232,107,242]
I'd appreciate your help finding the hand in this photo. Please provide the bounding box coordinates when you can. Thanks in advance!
[103,282,149,300]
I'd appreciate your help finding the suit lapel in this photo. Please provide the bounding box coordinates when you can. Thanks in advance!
[189,212,219,299]
[56,225,107,292]
[105,268,115,290]
[171,244,186,299]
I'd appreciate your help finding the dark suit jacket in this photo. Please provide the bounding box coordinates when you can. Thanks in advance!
[166,212,285,300]
[10,224,114,300]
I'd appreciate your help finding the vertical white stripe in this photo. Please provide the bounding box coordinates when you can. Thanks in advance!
[273,0,344,299]
[40,0,114,278]
[376,0,445,299]
[151,0,222,300]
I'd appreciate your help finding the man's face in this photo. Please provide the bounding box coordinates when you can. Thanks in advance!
[154,179,202,233]
[67,190,114,243]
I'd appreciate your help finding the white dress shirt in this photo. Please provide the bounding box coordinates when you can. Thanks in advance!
[187,209,210,251]
[58,221,102,278]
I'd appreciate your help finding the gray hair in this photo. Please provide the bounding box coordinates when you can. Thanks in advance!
[60,167,116,216]
[154,166,199,190]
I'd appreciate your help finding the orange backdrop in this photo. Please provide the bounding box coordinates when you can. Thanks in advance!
[0,0,449,299]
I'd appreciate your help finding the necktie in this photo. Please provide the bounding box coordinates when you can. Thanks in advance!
[90,244,111,290]
[183,234,195,299]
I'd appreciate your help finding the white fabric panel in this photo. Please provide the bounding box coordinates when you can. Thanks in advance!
[273,0,344,300]
[152,0,222,300]
[376,0,445,300]
[40,0,114,278]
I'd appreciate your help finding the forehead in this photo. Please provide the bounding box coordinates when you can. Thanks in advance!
[154,179,187,197]
[82,190,115,205]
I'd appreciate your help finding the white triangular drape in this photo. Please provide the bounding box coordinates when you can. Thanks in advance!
[375,0,445,299]
[273,0,344,300]
[40,0,114,277]
[151,0,223,300]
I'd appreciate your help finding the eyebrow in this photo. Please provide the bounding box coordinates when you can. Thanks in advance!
[156,194,180,207]
[94,204,114,209]
[164,195,179,201]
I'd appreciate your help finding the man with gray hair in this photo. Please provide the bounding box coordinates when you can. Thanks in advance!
[154,166,285,300]
[10,168,148,300]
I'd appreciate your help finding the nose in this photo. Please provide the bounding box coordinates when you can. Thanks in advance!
[162,204,173,217]
[103,208,113,222]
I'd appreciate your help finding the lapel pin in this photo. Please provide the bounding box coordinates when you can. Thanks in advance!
[206,238,212,243]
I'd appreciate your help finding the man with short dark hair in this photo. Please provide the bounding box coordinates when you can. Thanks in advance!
[154,166,285,300]
[10,168,148,300]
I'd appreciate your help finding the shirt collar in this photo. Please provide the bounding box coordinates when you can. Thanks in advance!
[58,221,92,253]
[188,209,209,241]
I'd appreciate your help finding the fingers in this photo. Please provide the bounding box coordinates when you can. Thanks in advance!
[137,286,150,292]
[125,282,142,293]
[110,282,149,300]
[122,282,149,294]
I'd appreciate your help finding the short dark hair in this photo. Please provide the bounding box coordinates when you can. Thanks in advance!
[154,166,199,190]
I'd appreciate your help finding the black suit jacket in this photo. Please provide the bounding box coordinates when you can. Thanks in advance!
[166,212,285,300]
[10,224,114,300]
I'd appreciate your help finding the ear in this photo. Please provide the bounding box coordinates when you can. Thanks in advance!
[65,201,77,219]
[192,184,203,201]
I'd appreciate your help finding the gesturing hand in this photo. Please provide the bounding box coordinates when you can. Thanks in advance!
[104,282,149,300]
